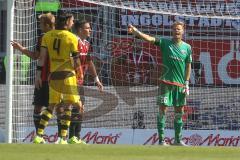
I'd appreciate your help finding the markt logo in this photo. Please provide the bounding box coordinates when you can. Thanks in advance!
[82,131,122,144]
[23,130,122,144]
[143,133,240,146]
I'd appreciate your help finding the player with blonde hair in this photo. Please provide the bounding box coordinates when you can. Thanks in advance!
[128,21,192,146]
[33,11,82,144]
[10,12,55,133]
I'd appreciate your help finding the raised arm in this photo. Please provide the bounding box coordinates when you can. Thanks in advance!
[10,41,40,60]
[71,52,81,70]
[128,25,156,44]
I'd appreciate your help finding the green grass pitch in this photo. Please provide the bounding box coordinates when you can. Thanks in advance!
[0,144,239,160]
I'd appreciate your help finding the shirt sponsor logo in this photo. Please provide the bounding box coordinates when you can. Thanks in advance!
[169,55,184,62]
[79,52,88,56]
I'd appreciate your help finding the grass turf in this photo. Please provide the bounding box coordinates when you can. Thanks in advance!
[0,144,239,160]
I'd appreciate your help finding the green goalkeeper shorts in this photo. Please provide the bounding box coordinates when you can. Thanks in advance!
[157,83,186,107]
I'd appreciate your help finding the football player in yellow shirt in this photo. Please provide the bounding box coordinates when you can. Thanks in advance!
[34,11,82,144]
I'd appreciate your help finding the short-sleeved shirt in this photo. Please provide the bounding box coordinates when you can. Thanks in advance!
[41,30,79,73]
[76,38,92,85]
[154,38,192,86]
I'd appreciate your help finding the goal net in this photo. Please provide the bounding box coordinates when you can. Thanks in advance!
[0,0,37,142]
[2,0,240,143]
[53,0,240,130]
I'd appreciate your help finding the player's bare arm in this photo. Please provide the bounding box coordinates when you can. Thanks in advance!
[185,63,191,81]
[10,40,40,60]
[88,60,103,92]
[71,53,81,70]
[35,47,47,89]
[128,24,156,44]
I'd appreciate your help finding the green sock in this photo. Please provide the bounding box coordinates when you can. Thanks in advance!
[157,111,166,142]
[174,112,184,143]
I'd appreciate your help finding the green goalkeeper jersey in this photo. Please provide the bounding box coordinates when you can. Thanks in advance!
[154,38,192,86]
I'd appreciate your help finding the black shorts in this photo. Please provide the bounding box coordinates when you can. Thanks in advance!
[32,81,49,107]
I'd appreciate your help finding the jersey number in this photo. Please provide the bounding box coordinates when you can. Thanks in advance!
[53,38,61,54]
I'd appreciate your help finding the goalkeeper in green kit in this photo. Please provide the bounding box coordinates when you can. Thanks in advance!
[128,21,192,146]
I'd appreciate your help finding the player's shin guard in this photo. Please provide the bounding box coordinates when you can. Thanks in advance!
[37,109,53,136]
[157,111,166,142]
[60,109,71,139]
[174,111,184,143]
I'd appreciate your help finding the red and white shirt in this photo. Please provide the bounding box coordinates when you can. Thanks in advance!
[76,37,92,85]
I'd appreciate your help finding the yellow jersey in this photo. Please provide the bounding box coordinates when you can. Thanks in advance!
[41,30,78,72]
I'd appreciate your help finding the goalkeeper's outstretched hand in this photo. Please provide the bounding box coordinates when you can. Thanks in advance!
[128,24,138,34]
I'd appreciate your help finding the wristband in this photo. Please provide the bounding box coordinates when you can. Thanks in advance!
[36,66,43,71]
[185,80,189,86]
[94,76,100,83]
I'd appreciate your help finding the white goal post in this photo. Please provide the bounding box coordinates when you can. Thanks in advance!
[5,0,14,143]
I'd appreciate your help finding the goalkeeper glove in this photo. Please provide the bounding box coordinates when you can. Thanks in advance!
[183,80,189,95]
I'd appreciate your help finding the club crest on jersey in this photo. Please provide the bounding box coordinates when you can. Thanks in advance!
[181,50,187,54]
